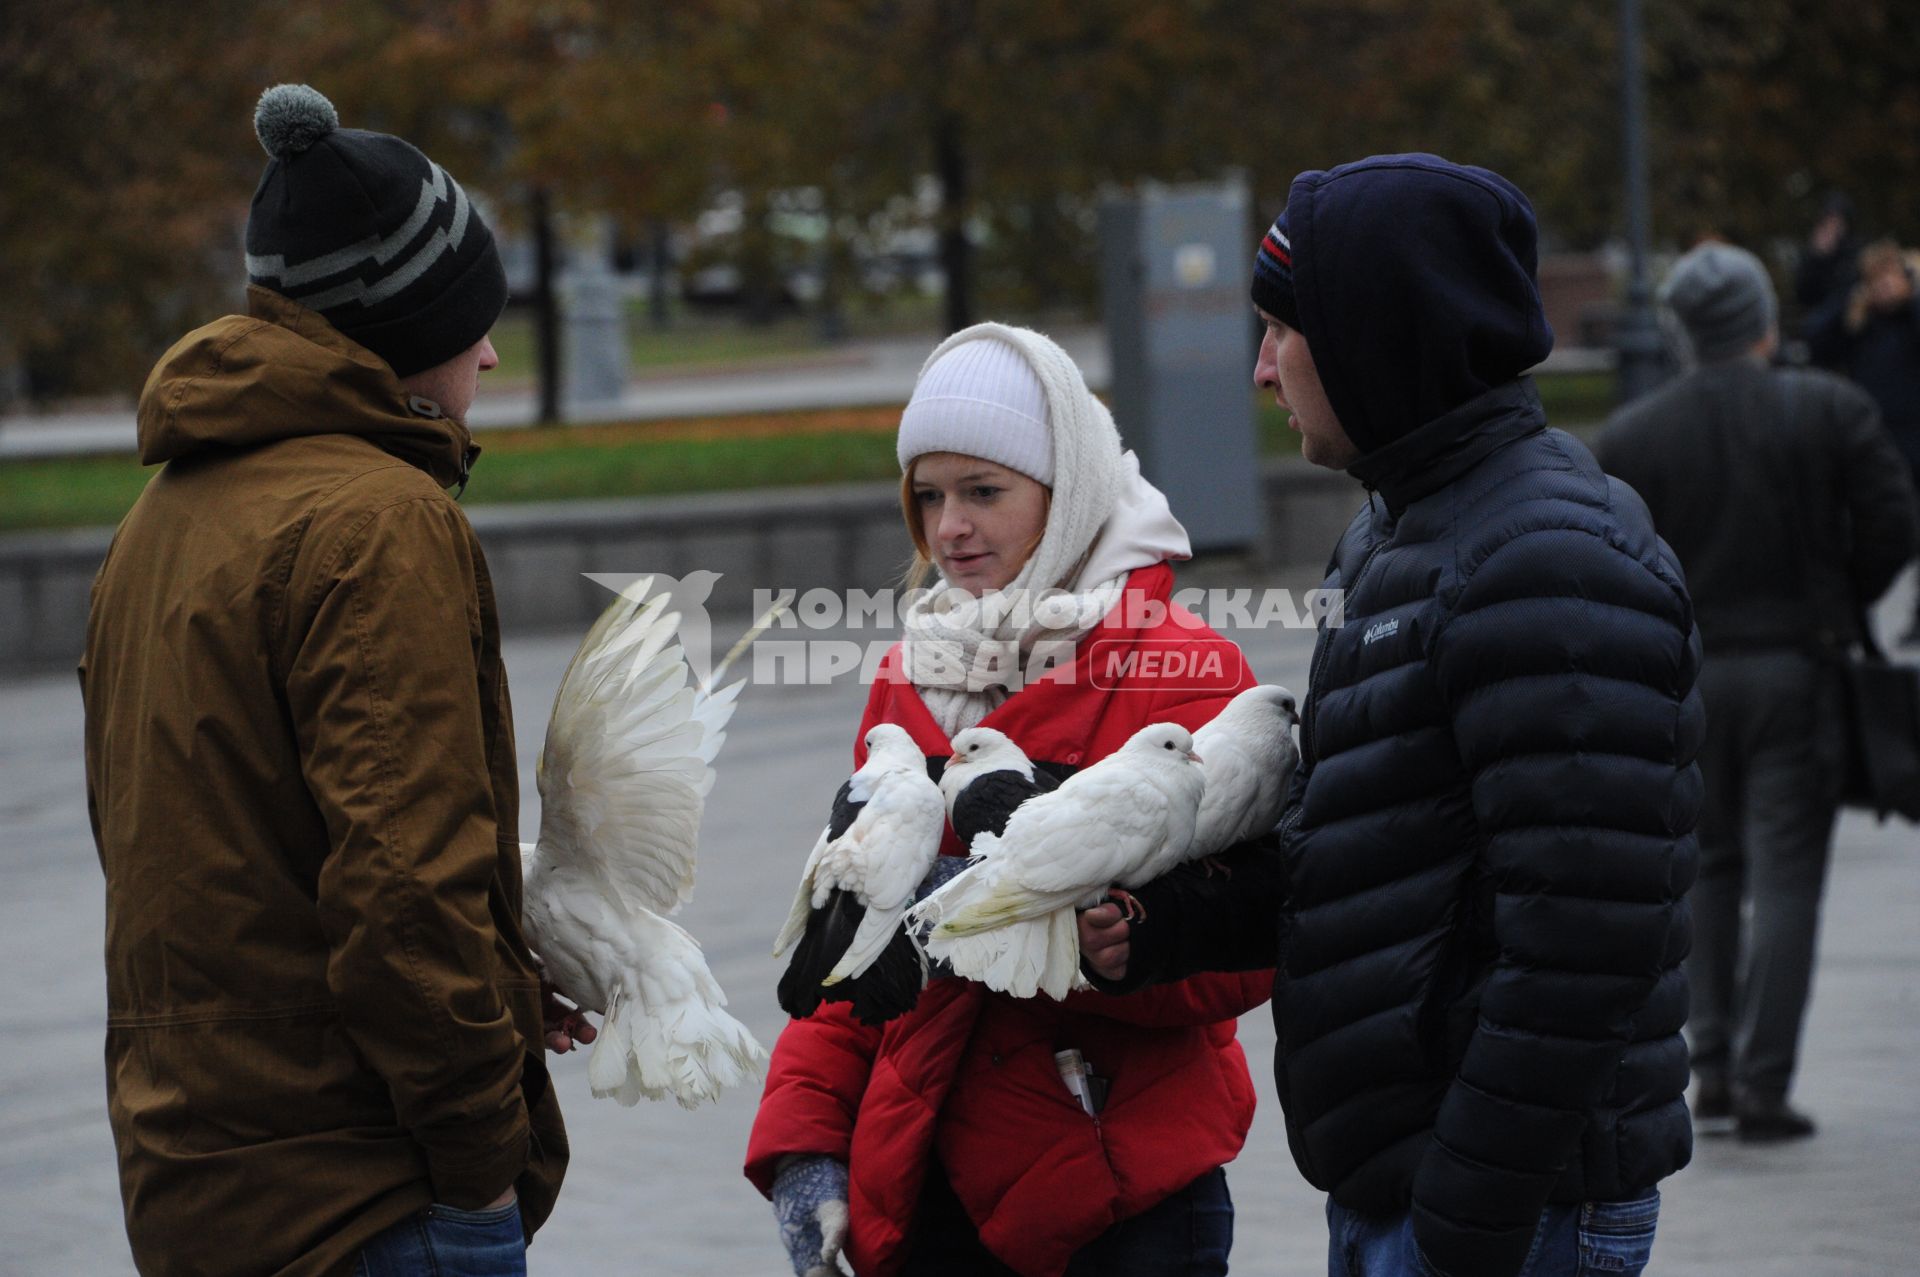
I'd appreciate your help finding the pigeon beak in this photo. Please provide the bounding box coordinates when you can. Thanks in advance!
[1187,749,1204,764]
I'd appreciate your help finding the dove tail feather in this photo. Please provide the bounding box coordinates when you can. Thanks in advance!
[780,889,926,1025]
[818,924,926,1026]
[923,906,1082,1002]
[777,888,863,1019]
[586,987,636,1101]
[824,901,910,986]
[589,924,768,1109]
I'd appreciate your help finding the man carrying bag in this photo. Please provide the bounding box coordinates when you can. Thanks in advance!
[1598,242,1919,1142]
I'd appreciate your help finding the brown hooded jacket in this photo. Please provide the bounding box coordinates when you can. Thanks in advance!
[79,288,567,1276]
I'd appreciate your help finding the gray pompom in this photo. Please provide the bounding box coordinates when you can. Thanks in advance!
[253,83,339,159]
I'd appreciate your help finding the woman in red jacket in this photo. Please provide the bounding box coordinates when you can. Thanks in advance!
[746,322,1273,1277]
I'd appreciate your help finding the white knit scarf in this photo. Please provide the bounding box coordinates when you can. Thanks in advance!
[897,325,1188,737]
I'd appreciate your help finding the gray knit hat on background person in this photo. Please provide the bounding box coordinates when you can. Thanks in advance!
[1659,242,1778,363]
[244,84,507,377]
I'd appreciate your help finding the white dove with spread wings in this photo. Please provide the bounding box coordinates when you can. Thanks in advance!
[522,579,767,1109]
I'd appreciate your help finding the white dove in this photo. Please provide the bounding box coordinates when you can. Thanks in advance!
[909,722,1206,1001]
[1189,685,1300,859]
[774,724,946,1026]
[522,579,768,1109]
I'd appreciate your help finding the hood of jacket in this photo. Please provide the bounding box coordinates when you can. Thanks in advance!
[136,285,475,488]
[1286,153,1554,455]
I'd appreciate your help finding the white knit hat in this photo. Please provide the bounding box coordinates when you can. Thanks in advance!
[897,337,1054,484]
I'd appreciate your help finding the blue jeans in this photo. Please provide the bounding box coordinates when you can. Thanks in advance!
[1326,1190,1659,1277]
[1067,1166,1234,1276]
[357,1200,526,1277]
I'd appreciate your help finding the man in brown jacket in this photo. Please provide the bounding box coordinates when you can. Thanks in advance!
[80,85,572,1276]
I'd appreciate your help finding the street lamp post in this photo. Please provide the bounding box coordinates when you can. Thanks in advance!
[1616,0,1666,404]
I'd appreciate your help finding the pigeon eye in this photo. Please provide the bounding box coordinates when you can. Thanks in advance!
[1163,741,1173,750]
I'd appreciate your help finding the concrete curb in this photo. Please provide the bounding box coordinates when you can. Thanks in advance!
[1,459,1361,672]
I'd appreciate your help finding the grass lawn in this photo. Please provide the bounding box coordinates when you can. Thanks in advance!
[488,294,949,383]
[1,374,1616,533]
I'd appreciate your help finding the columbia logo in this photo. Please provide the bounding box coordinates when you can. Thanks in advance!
[1362,619,1399,645]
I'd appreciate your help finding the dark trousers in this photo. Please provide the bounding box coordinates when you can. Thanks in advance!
[1688,649,1846,1101]
[898,1160,1233,1276]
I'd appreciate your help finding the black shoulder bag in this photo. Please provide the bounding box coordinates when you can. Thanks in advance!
[1834,609,1920,822]
[1779,376,1920,822]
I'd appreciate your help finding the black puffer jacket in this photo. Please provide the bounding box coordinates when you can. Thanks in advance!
[1104,156,1704,1277]
[1287,383,1702,1267]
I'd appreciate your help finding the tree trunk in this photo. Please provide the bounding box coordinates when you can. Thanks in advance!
[531,186,562,424]
[935,111,973,333]
[740,190,778,328]
[817,185,849,343]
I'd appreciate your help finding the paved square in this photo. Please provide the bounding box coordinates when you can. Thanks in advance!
[5,603,1916,1274]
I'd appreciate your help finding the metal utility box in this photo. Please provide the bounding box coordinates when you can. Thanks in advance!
[562,218,630,410]
[1099,181,1265,554]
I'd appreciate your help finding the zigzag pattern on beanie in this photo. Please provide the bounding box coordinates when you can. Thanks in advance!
[243,83,506,378]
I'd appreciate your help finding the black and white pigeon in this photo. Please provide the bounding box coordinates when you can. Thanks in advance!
[774,725,946,1025]
[940,727,1062,849]
[1187,684,1300,860]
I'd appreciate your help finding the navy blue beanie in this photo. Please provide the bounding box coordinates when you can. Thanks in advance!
[1255,153,1554,454]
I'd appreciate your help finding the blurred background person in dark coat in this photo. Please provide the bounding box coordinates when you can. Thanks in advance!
[1794,192,1862,355]
[1803,239,1920,640]
[1598,242,1918,1141]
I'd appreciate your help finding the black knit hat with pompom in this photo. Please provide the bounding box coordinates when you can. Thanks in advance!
[244,83,506,378]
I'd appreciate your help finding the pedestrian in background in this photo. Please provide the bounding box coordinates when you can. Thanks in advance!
[80,85,577,1276]
[1081,153,1703,1277]
[746,322,1272,1277]
[1804,239,1920,638]
[1794,191,1862,348]
[1598,243,1917,1141]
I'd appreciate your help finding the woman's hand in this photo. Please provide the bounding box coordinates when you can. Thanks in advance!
[1078,903,1131,982]
[772,1155,850,1277]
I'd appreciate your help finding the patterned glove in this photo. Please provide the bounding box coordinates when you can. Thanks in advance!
[772,1154,850,1277]
[914,854,971,903]
[912,855,972,979]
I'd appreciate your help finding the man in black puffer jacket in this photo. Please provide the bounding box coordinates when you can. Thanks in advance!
[1079,154,1703,1277]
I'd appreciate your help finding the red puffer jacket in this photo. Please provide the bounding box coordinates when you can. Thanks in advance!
[746,564,1275,1277]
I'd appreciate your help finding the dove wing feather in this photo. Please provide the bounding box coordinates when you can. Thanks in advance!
[772,822,833,959]
[842,773,947,909]
[535,588,733,918]
[1191,737,1263,856]
[996,765,1177,895]
[819,771,944,983]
